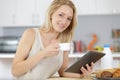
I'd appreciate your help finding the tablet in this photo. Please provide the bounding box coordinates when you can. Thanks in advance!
[65,51,105,74]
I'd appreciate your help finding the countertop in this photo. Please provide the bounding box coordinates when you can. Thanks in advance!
[47,77,93,80]
[1,52,120,59]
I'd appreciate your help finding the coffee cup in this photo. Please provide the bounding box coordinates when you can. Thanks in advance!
[59,43,70,51]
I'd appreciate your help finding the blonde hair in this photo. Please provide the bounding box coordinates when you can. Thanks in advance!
[41,0,77,43]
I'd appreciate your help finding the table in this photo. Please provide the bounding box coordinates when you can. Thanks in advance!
[48,77,93,80]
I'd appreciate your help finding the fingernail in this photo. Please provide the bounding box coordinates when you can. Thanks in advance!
[81,66,84,69]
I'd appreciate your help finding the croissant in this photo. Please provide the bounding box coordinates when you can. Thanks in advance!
[95,69,116,78]
[113,69,120,78]
[101,71,113,78]
[96,68,120,78]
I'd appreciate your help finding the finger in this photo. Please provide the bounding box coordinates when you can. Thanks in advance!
[52,48,60,51]
[51,51,58,55]
[86,64,91,72]
[51,48,59,53]
[91,62,94,70]
[80,67,88,75]
[51,42,59,48]
[54,44,60,49]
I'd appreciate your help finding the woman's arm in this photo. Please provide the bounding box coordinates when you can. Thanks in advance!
[58,51,81,78]
[12,28,60,77]
[58,51,94,78]
[12,29,46,77]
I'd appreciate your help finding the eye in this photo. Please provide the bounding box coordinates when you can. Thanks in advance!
[59,14,63,17]
[67,18,72,21]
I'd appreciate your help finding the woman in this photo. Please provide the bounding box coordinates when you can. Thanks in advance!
[12,0,94,79]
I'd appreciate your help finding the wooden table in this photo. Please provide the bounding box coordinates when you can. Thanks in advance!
[47,77,93,80]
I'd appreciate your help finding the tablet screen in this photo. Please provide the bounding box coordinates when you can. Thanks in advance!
[65,51,105,74]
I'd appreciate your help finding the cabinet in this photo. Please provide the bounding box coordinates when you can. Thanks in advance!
[33,0,53,26]
[73,0,120,15]
[0,0,36,27]
[0,0,17,26]
[15,0,35,26]
[72,0,96,15]
[0,0,52,27]
[96,0,120,15]
[1,0,120,27]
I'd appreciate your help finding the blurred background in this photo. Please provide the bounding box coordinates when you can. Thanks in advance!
[0,0,120,79]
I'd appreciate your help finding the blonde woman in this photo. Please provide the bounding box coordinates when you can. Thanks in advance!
[12,0,94,79]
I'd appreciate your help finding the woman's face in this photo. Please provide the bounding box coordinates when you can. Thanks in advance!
[51,5,73,33]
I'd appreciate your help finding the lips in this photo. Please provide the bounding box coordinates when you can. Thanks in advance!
[57,23,65,29]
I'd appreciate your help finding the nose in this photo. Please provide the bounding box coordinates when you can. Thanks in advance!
[61,18,67,25]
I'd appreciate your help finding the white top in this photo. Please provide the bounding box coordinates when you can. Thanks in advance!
[17,28,63,80]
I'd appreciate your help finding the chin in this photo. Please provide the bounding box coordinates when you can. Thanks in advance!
[56,30,63,33]
[54,25,66,32]
[54,28,64,33]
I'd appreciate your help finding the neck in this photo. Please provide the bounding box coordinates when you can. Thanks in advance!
[40,30,59,41]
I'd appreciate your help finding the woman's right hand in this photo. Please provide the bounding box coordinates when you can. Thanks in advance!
[42,40,60,57]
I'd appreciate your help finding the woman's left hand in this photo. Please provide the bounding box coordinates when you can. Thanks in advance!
[80,62,94,78]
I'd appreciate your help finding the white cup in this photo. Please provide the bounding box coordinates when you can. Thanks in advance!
[59,43,70,51]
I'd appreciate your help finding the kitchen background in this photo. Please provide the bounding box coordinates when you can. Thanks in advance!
[0,0,120,79]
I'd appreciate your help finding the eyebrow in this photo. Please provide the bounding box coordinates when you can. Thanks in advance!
[61,12,73,18]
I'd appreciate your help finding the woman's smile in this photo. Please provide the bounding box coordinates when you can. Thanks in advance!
[57,22,65,29]
[51,5,73,32]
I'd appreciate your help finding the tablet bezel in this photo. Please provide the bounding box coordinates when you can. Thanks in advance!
[65,51,105,74]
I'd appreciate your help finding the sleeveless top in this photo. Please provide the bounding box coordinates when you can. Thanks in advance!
[17,28,63,80]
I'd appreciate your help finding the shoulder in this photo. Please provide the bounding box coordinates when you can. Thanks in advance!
[22,28,35,39]
[23,28,35,36]
[20,28,36,45]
